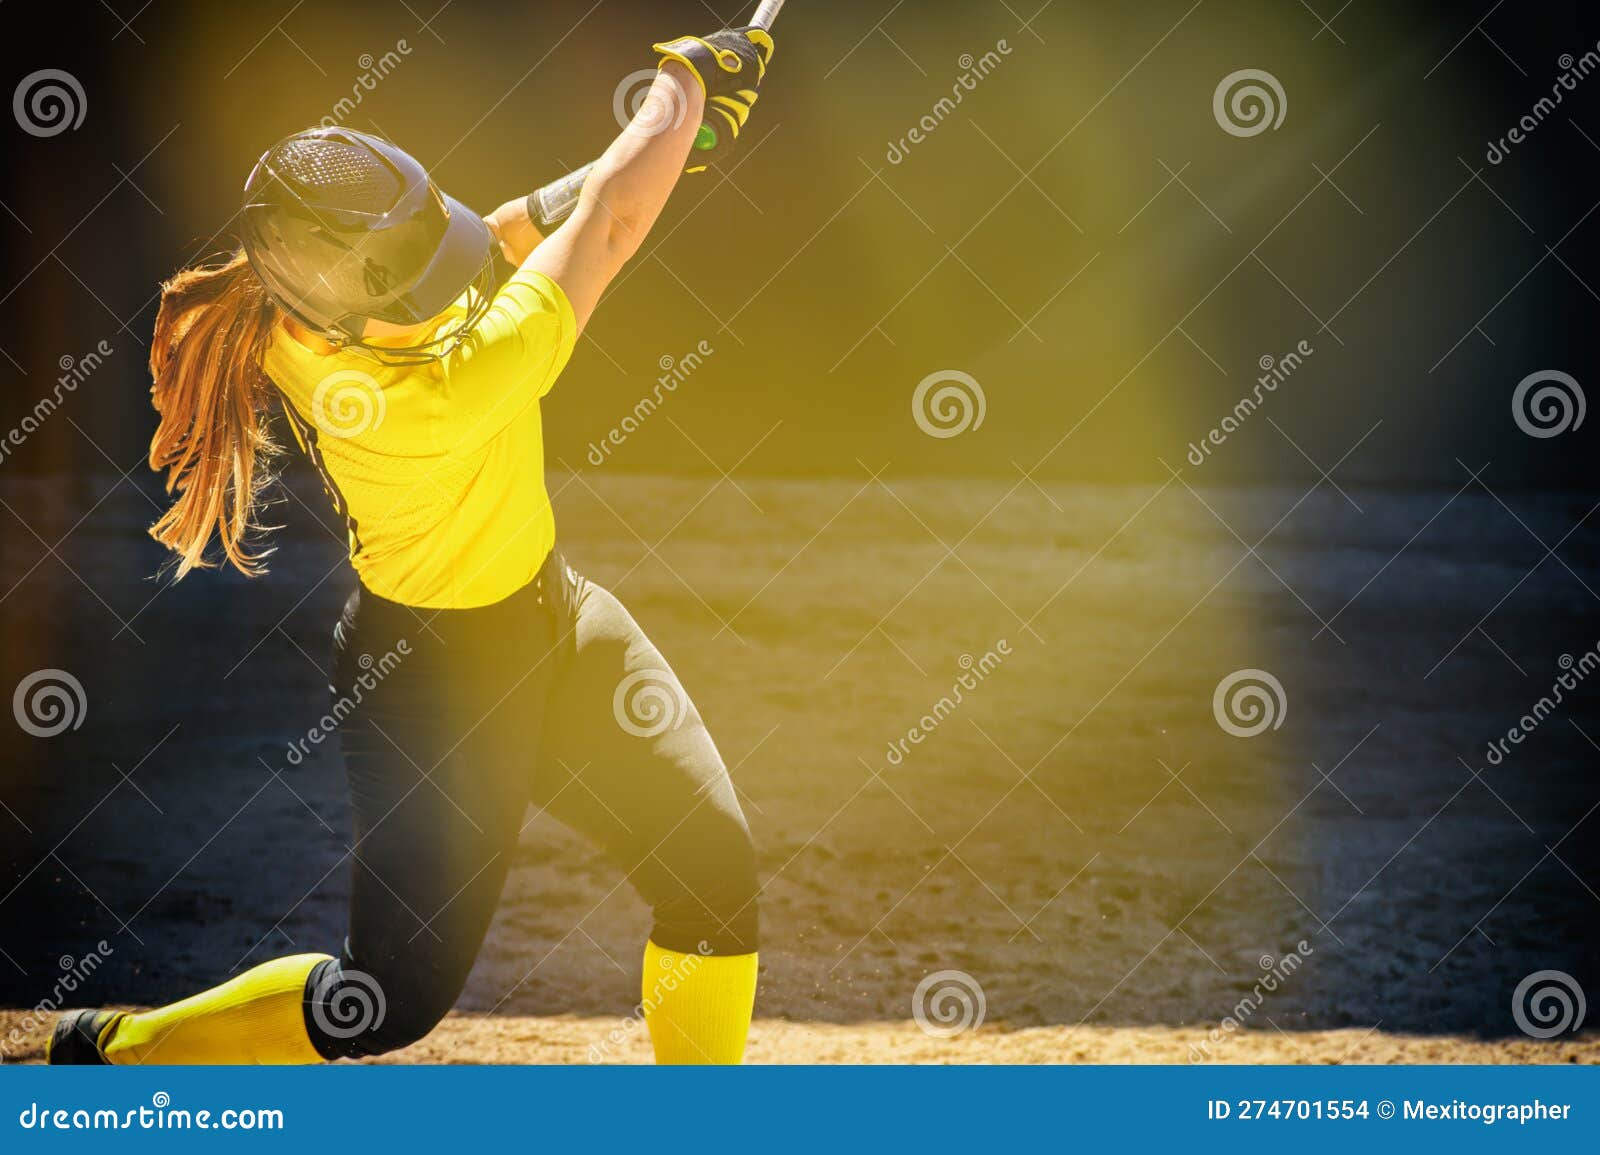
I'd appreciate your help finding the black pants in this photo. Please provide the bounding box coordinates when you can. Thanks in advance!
[303,554,758,1059]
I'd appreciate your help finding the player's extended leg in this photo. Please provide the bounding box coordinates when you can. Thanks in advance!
[52,584,557,1064]
[535,563,760,1064]
[304,583,559,1060]
[49,955,330,1065]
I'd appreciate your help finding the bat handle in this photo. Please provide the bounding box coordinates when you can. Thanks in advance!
[530,161,597,228]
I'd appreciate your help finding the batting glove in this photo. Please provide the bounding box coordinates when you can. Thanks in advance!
[653,27,775,172]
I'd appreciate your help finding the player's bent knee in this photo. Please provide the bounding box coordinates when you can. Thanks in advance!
[652,812,760,956]
[303,957,463,1059]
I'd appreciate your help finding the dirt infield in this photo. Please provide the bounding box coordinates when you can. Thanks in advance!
[3,473,1597,1063]
[6,1010,1597,1065]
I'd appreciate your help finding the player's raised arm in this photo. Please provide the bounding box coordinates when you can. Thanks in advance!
[508,28,775,331]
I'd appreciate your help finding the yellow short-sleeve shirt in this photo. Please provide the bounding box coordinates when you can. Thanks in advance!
[263,268,577,610]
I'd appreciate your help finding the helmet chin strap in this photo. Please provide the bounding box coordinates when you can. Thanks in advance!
[316,257,499,366]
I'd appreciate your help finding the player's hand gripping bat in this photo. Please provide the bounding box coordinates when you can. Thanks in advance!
[527,0,786,227]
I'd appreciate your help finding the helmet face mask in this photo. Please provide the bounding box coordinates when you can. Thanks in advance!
[327,256,499,367]
[240,127,498,363]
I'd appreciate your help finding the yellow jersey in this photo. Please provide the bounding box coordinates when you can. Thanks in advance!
[263,268,577,610]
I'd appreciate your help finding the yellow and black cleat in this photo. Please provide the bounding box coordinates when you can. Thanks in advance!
[47,1009,126,1065]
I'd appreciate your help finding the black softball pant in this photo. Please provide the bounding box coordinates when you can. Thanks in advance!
[302,553,758,1059]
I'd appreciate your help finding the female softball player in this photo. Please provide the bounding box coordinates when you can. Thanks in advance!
[48,26,775,1065]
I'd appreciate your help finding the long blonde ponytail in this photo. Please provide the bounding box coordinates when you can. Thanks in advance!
[146,249,282,578]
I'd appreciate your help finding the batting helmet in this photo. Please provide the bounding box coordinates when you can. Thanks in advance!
[239,127,496,362]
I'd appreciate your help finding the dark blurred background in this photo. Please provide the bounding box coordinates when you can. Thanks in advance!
[1,0,1597,1057]
[0,0,1594,485]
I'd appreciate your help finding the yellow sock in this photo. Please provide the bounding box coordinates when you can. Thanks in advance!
[104,954,330,1065]
[641,940,758,1064]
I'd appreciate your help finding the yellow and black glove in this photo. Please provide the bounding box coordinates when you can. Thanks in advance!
[653,26,775,172]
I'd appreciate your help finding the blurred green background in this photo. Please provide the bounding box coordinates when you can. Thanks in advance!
[1,0,1592,486]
